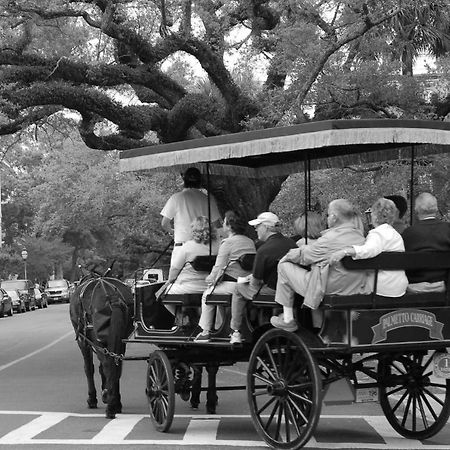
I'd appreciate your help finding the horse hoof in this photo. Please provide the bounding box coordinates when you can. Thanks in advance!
[102,389,108,404]
[206,406,216,414]
[190,403,199,410]
[87,399,98,409]
[105,411,116,419]
[180,391,190,402]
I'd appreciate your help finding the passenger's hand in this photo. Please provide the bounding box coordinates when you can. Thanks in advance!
[328,250,346,265]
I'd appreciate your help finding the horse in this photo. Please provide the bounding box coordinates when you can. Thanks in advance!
[69,274,134,419]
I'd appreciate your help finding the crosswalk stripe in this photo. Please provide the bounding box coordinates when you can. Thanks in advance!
[0,412,69,443]
[91,414,146,442]
[0,411,449,447]
[364,416,424,448]
[183,419,220,443]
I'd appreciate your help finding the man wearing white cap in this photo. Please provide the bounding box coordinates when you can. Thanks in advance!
[229,212,297,344]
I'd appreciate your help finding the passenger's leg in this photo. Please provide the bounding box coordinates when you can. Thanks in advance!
[198,282,235,333]
[164,281,208,327]
[272,263,309,330]
[230,282,258,333]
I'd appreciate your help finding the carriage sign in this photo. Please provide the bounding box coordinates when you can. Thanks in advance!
[371,309,444,344]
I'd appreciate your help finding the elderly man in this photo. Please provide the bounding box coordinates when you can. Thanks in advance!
[271,199,370,332]
[402,192,450,292]
[229,212,297,344]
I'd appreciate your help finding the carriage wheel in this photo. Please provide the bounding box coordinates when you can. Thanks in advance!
[247,329,322,450]
[378,351,450,440]
[146,350,175,432]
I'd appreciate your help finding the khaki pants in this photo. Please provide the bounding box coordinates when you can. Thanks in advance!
[274,261,310,307]
[230,282,275,331]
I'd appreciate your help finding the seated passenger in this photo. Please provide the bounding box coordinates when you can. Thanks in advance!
[194,210,256,342]
[293,211,324,247]
[329,197,408,297]
[229,212,297,344]
[164,216,219,295]
[402,192,450,293]
[352,210,366,235]
[384,195,408,234]
[270,199,370,332]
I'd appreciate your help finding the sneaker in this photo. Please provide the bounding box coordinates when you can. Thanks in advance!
[194,331,211,342]
[230,330,243,344]
[270,314,298,332]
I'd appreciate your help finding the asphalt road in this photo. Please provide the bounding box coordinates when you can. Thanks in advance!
[1,304,450,449]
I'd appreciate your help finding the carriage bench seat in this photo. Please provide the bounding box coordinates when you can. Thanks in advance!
[204,253,257,306]
[205,292,278,307]
[322,251,450,310]
[162,293,203,306]
[161,255,217,306]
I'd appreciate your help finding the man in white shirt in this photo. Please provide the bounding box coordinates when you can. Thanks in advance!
[161,167,221,264]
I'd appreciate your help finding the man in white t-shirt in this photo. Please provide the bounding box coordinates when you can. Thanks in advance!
[161,167,221,264]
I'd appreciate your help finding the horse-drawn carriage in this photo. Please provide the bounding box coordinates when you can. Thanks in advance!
[76,119,450,450]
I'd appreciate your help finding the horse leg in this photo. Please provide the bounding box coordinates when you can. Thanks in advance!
[99,362,108,404]
[190,365,202,409]
[99,354,124,419]
[78,340,97,408]
[205,364,219,414]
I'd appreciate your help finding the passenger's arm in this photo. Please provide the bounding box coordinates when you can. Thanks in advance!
[168,247,186,282]
[206,240,230,284]
[161,216,174,236]
[328,229,383,265]
[168,266,181,282]
[279,248,302,264]
[328,246,356,265]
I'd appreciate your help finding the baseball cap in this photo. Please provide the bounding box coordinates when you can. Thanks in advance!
[248,212,280,227]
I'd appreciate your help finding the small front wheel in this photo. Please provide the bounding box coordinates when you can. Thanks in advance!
[247,329,322,449]
[146,350,175,432]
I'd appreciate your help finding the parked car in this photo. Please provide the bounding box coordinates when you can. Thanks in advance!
[7,289,26,313]
[0,279,35,311]
[0,288,13,317]
[45,279,70,303]
[34,287,48,308]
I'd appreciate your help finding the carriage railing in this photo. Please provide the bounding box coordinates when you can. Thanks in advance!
[331,250,450,307]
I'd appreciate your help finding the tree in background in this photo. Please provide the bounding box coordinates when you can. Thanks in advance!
[1,0,449,220]
[0,126,178,279]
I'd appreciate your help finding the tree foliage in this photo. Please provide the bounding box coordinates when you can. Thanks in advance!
[0,1,450,279]
[1,1,449,218]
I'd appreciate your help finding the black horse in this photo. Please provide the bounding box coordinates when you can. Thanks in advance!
[70,275,134,419]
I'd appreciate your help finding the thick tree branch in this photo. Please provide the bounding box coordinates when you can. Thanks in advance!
[166,93,221,142]
[285,4,402,119]
[0,51,186,105]
[1,82,167,139]
[0,106,61,136]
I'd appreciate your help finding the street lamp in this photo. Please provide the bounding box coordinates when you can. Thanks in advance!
[21,249,28,279]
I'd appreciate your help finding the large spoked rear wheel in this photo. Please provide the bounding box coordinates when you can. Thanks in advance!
[378,351,450,440]
[146,350,175,432]
[247,329,322,449]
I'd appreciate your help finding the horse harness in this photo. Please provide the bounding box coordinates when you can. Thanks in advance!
[76,277,130,365]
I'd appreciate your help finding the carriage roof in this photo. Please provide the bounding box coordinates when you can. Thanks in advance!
[119,119,450,177]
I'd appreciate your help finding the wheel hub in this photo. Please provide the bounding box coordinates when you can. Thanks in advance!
[267,379,287,396]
